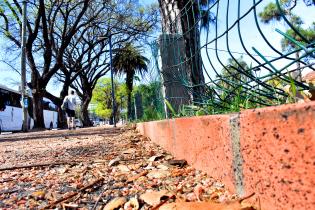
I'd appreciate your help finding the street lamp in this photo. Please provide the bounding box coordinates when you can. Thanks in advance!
[99,32,116,127]
[21,0,28,132]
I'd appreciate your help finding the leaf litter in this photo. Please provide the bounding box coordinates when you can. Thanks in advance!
[0,126,257,209]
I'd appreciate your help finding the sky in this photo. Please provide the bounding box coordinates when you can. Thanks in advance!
[198,0,315,84]
[0,0,314,96]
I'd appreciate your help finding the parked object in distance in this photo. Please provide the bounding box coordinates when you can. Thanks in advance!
[93,120,100,126]
[75,119,83,128]
[0,84,58,132]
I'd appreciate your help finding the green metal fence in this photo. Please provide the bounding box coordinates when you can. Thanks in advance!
[154,0,314,116]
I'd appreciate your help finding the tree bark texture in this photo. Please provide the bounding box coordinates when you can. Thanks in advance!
[126,72,134,120]
[158,0,182,33]
[158,0,205,104]
[81,94,93,127]
[32,90,45,129]
[177,0,205,103]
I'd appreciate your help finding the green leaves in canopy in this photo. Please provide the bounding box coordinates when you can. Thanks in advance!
[92,78,127,119]
[112,44,149,79]
[281,26,315,51]
[259,3,284,24]
[259,2,315,51]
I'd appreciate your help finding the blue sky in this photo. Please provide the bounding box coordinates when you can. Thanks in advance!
[0,0,314,96]
[200,1,314,81]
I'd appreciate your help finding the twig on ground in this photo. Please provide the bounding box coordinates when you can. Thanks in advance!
[0,188,19,195]
[239,192,255,203]
[92,186,108,210]
[0,178,13,183]
[151,195,176,210]
[127,170,148,183]
[0,161,81,171]
[42,192,78,210]
[42,177,104,209]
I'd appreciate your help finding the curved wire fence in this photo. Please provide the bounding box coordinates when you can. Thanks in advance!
[150,0,315,116]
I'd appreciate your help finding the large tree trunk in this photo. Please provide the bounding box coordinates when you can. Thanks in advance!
[58,83,70,128]
[158,0,182,33]
[29,72,46,129]
[126,72,134,120]
[178,0,205,103]
[76,76,93,127]
[158,0,205,104]
[32,90,45,129]
[158,0,193,116]
[81,93,93,127]
[127,90,132,120]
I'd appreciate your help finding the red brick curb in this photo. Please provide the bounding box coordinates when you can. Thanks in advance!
[137,101,315,210]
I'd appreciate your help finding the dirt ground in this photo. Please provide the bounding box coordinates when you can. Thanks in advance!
[0,126,255,210]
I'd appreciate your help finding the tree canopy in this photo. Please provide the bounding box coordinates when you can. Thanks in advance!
[0,0,159,128]
[92,78,127,120]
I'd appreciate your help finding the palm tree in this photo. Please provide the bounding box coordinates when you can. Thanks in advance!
[112,44,149,120]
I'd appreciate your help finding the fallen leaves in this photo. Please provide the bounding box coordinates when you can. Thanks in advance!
[0,127,257,209]
[127,170,148,183]
[108,157,120,166]
[31,190,46,200]
[159,200,251,210]
[140,190,173,206]
[103,197,127,210]
[124,197,140,210]
[147,170,171,179]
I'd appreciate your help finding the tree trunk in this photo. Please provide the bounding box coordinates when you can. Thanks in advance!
[291,51,302,82]
[28,55,46,129]
[158,0,193,115]
[32,90,45,129]
[127,90,132,120]
[81,94,93,127]
[178,0,205,103]
[158,0,182,33]
[58,84,70,128]
[126,72,134,120]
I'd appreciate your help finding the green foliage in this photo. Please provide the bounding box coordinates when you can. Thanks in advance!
[162,102,210,118]
[113,43,149,120]
[164,99,176,116]
[113,44,149,80]
[179,105,208,117]
[91,78,127,120]
[281,26,315,51]
[133,81,165,121]
[259,0,315,24]
[142,106,164,121]
[95,106,112,119]
[259,1,315,51]
[259,3,283,24]
[138,7,145,15]
[218,57,252,105]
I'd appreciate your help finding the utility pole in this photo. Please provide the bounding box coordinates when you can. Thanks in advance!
[109,32,116,127]
[21,0,28,132]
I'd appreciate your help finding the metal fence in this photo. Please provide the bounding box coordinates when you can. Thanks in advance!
[153,0,315,116]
